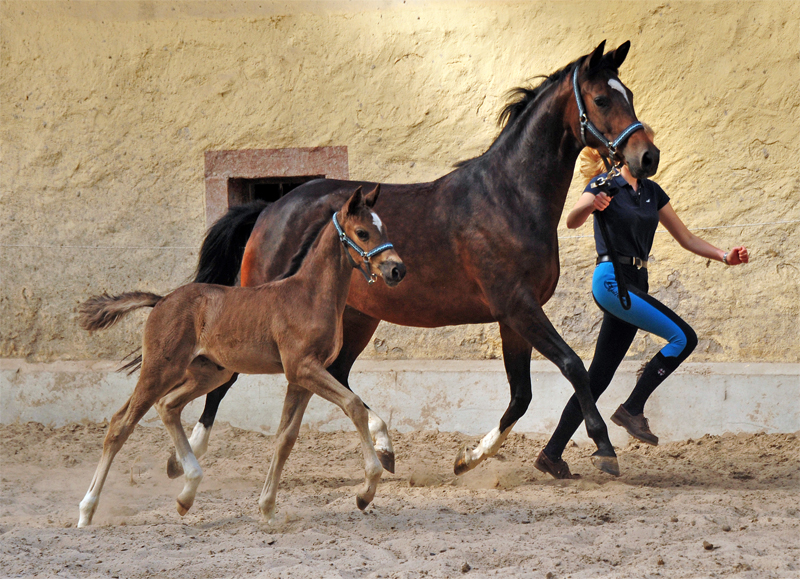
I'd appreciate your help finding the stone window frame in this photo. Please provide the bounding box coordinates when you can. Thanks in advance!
[203,146,349,226]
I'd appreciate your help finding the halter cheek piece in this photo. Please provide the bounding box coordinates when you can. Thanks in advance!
[332,212,395,285]
[572,65,643,186]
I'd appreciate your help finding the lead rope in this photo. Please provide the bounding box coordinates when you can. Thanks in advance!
[592,157,632,310]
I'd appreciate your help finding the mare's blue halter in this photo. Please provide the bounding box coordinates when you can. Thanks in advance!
[332,212,395,285]
[572,65,643,186]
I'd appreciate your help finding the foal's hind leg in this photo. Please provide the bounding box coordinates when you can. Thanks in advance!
[166,372,239,479]
[156,361,234,516]
[258,383,313,522]
[289,361,383,512]
[455,323,532,474]
[78,369,181,527]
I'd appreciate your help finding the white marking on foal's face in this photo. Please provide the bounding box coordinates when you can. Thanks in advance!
[608,79,630,105]
[371,211,384,233]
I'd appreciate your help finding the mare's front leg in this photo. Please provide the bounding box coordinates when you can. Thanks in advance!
[258,383,313,522]
[454,323,532,474]
[289,360,383,511]
[494,291,618,476]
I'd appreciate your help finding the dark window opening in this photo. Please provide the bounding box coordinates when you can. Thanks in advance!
[227,175,324,207]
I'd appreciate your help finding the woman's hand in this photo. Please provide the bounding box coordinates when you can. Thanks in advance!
[725,246,749,265]
[593,192,612,212]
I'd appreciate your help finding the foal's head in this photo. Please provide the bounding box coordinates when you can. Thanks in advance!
[570,40,660,179]
[338,185,406,287]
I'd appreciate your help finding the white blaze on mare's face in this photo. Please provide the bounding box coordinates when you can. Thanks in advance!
[608,79,630,105]
[371,211,384,233]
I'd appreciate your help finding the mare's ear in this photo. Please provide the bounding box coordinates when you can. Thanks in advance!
[587,40,606,71]
[364,184,380,208]
[345,186,364,216]
[611,41,631,69]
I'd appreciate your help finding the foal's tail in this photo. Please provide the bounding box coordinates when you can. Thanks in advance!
[78,291,163,332]
[194,201,269,285]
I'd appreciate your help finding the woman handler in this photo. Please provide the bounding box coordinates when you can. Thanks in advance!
[535,134,749,480]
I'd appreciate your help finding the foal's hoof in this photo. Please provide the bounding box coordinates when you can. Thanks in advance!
[166,452,184,479]
[453,446,472,476]
[590,452,620,477]
[176,498,192,517]
[377,450,396,474]
[356,495,371,511]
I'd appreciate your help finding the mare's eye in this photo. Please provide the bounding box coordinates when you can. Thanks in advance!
[356,230,370,241]
[594,96,611,109]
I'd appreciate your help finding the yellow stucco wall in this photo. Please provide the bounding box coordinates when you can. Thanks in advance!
[2,1,798,364]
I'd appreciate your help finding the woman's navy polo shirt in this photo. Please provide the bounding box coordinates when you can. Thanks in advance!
[587,173,670,260]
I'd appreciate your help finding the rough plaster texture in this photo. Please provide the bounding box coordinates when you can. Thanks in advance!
[1,1,798,365]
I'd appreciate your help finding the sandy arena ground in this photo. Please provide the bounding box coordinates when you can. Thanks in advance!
[0,421,797,578]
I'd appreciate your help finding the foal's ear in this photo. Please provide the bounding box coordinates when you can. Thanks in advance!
[611,41,631,69]
[364,184,380,209]
[345,186,364,215]
[587,39,607,71]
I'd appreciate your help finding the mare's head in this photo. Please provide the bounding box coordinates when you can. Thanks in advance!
[338,185,406,287]
[569,40,659,179]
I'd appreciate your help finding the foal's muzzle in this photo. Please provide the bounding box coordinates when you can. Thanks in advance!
[379,260,406,287]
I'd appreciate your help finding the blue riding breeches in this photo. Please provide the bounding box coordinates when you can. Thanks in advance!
[591,261,696,361]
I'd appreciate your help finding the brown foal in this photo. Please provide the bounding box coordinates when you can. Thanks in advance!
[77,185,405,527]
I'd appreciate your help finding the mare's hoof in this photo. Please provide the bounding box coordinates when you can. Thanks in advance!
[453,446,472,476]
[377,450,396,474]
[356,495,371,511]
[590,452,620,477]
[176,499,192,517]
[166,452,184,479]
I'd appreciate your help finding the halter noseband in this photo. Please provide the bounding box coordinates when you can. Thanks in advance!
[572,64,643,185]
[332,212,395,285]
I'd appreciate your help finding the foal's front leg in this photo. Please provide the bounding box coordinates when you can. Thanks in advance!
[290,361,383,511]
[258,383,313,522]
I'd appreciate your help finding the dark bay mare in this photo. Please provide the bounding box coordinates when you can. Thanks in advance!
[173,40,659,479]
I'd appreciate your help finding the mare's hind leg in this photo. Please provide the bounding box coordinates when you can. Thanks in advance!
[155,358,234,516]
[289,361,382,511]
[166,372,239,479]
[327,307,395,472]
[258,383,313,521]
[455,323,532,474]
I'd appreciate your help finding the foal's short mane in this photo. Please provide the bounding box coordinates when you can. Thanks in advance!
[278,207,337,280]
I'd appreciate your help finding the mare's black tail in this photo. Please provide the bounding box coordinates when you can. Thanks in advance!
[194,201,269,285]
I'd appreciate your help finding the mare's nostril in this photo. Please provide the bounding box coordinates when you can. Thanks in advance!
[641,151,652,170]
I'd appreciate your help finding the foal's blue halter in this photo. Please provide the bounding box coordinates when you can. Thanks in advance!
[332,212,395,284]
[572,65,643,186]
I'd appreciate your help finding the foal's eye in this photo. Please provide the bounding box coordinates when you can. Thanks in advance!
[594,96,611,109]
[356,230,370,241]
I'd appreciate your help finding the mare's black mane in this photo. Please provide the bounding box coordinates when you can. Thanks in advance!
[455,55,598,168]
